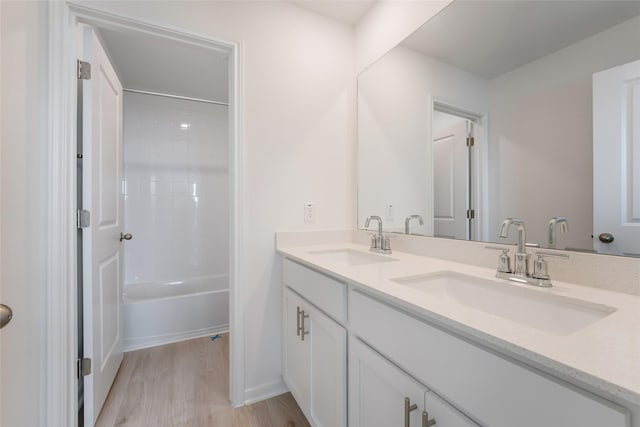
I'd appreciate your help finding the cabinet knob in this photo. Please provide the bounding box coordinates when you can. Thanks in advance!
[404,397,418,427]
[422,410,436,427]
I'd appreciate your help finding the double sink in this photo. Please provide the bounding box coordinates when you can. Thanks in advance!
[306,248,616,335]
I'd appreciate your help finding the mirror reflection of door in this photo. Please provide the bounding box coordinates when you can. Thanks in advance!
[432,110,473,240]
[593,59,640,256]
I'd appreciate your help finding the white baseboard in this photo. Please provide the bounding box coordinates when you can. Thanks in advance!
[123,325,229,352]
[243,378,289,405]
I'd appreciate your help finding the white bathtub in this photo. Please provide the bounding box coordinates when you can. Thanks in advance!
[122,274,229,351]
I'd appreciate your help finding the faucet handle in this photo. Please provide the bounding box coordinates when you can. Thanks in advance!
[485,246,512,273]
[532,251,569,280]
[381,235,391,252]
[369,233,379,250]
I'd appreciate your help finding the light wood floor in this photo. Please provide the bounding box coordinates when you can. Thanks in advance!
[95,334,310,427]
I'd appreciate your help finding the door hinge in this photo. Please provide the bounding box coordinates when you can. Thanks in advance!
[466,136,475,147]
[77,209,90,228]
[77,60,91,80]
[77,357,92,378]
[466,209,475,219]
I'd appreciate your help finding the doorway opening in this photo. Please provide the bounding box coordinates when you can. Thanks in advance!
[72,12,239,427]
[432,102,484,241]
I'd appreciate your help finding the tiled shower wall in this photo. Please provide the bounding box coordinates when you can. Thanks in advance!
[123,92,228,285]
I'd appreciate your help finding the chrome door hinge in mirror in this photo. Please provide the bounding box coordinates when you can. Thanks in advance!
[77,357,92,377]
[77,60,91,80]
[466,136,475,147]
[77,209,90,229]
[466,209,475,219]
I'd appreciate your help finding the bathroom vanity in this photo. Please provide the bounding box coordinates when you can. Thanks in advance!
[277,232,640,427]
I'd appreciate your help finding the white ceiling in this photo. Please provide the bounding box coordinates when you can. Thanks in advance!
[290,0,377,26]
[97,27,229,103]
[401,1,640,79]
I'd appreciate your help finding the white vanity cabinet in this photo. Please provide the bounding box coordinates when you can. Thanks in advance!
[349,289,630,427]
[349,336,478,427]
[282,260,347,427]
[280,255,632,427]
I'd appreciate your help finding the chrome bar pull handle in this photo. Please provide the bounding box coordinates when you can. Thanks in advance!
[300,310,309,341]
[404,397,418,427]
[296,306,302,337]
[422,410,436,427]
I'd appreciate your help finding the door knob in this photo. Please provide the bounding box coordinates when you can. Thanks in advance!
[598,233,614,243]
[1,304,13,329]
[120,232,133,242]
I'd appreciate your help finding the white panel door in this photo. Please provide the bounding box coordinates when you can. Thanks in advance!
[593,59,640,256]
[82,26,124,426]
[433,119,469,240]
[308,304,346,427]
[349,337,427,427]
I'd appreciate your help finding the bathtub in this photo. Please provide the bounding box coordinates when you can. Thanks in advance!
[122,274,229,351]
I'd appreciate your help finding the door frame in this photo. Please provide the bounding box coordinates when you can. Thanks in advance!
[47,2,246,425]
[430,99,488,242]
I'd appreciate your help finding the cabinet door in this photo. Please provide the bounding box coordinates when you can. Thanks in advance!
[349,337,427,427]
[283,289,310,412]
[424,391,479,427]
[308,304,347,427]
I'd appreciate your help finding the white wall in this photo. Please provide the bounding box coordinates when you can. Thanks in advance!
[488,15,640,249]
[358,45,488,234]
[123,92,229,285]
[355,0,452,72]
[79,0,356,402]
[0,1,49,425]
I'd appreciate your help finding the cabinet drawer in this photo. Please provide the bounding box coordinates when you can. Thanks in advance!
[349,289,629,427]
[283,258,346,323]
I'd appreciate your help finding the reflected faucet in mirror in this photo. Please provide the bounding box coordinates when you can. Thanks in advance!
[405,214,424,235]
[548,217,569,248]
[365,215,392,254]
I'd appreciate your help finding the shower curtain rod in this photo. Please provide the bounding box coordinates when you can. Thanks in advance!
[123,88,229,106]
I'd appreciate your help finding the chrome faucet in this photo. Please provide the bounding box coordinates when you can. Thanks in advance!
[548,217,568,248]
[404,214,424,235]
[365,215,391,254]
[492,218,569,287]
[499,218,529,276]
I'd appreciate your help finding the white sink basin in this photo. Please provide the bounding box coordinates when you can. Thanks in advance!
[307,248,397,266]
[391,271,616,335]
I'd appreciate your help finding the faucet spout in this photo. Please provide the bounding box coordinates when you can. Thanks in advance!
[499,218,527,254]
[499,218,529,276]
[364,215,391,254]
[365,215,383,237]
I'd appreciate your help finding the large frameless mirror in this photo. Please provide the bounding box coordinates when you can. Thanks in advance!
[357,0,640,257]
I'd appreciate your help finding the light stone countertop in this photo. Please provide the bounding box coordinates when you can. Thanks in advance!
[277,240,640,407]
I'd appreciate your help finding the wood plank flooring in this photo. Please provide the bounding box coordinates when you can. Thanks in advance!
[95,334,310,427]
